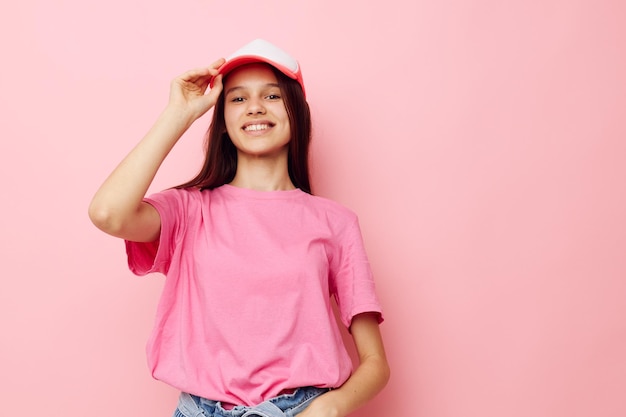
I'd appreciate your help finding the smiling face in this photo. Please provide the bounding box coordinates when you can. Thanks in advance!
[223,63,291,159]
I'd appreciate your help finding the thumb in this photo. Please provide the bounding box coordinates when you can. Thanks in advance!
[193,74,223,117]
[197,74,223,112]
[206,74,224,102]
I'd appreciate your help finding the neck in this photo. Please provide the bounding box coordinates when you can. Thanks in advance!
[229,152,295,191]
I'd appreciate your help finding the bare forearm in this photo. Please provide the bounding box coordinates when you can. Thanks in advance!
[301,314,390,417]
[88,106,194,233]
[324,355,390,417]
[89,63,224,239]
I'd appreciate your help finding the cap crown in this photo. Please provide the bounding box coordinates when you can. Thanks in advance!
[211,39,305,96]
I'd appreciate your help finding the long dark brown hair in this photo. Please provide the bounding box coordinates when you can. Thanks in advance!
[176,66,312,193]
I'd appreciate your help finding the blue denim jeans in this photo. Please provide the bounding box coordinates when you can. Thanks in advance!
[173,387,330,417]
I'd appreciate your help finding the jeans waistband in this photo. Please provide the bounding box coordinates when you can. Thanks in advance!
[176,386,330,417]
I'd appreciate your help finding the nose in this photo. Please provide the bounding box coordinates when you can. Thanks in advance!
[246,97,266,115]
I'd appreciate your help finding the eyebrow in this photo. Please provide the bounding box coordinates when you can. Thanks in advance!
[225,83,281,96]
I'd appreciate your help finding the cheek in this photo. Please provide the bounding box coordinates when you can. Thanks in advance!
[278,113,291,138]
[282,115,291,136]
[223,108,239,134]
[274,106,290,127]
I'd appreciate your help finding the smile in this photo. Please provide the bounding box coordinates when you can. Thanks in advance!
[243,123,272,132]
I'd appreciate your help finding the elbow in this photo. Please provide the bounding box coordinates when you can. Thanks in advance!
[88,201,122,235]
[361,352,391,390]
[371,351,391,388]
[378,357,391,388]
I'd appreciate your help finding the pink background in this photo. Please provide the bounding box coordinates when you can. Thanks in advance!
[1,1,625,416]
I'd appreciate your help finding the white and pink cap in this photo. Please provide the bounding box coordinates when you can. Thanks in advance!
[210,39,305,96]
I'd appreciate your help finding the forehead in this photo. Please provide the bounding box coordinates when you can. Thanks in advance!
[224,63,279,89]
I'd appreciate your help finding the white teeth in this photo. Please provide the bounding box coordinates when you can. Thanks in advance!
[244,124,269,131]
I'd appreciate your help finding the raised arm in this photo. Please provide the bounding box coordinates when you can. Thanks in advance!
[88,59,225,242]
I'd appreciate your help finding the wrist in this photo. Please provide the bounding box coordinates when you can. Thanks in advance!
[160,104,198,131]
[306,391,344,417]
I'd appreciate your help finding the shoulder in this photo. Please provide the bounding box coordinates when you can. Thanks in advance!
[146,187,207,204]
[143,187,213,216]
[302,193,359,225]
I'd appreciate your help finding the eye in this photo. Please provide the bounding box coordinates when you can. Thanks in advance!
[229,96,245,103]
[266,94,281,100]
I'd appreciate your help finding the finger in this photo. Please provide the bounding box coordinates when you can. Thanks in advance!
[178,62,215,81]
[206,58,226,78]
[178,58,225,85]
[209,58,226,70]
[198,75,222,105]
[182,68,213,84]
[207,74,223,96]
[193,75,223,115]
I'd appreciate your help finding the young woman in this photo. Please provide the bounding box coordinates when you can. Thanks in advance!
[89,39,389,417]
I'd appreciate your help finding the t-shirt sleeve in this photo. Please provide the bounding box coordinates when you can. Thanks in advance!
[125,189,186,276]
[331,216,384,328]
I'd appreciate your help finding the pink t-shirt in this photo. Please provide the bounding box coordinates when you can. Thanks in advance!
[126,184,383,406]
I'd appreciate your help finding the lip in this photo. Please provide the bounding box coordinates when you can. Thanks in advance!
[241,120,275,134]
